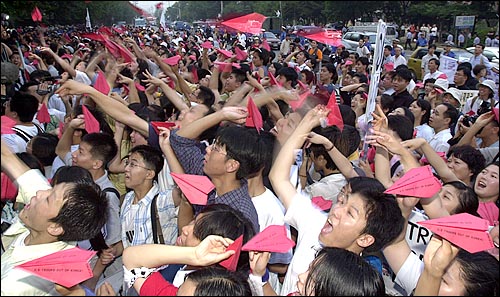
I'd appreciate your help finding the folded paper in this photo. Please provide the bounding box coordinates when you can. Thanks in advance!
[36,103,51,124]
[245,97,263,133]
[163,55,182,66]
[242,225,295,253]
[219,235,243,272]
[82,105,100,134]
[311,196,333,211]
[151,121,176,135]
[384,165,442,198]
[213,61,240,73]
[16,247,96,288]
[216,48,233,59]
[235,46,248,61]
[325,91,344,131]
[94,70,110,95]
[170,173,214,205]
[289,89,311,112]
[417,213,494,253]
[201,41,213,49]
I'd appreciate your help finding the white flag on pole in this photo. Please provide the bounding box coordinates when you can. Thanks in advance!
[86,8,91,29]
[160,8,166,31]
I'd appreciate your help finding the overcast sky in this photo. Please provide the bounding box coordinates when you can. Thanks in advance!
[131,1,176,14]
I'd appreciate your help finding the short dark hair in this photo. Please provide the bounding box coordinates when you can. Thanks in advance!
[447,145,486,181]
[81,133,118,169]
[387,114,414,141]
[441,102,459,128]
[9,92,39,122]
[128,145,164,181]
[50,180,108,242]
[186,266,252,296]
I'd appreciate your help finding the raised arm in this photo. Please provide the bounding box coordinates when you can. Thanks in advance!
[56,80,150,137]
[269,105,329,210]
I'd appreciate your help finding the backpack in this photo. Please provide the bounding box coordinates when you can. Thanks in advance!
[11,123,44,143]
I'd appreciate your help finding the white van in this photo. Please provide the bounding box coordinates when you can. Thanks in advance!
[349,23,398,42]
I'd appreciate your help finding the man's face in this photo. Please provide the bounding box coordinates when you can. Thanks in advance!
[384,48,391,56]
[271,112,302,145]
[394,47,402,57]
[429,104,449,130]
[19,183,69,234]
[428,47,435,55]
[124,152,153,189]
[428,60,438,72]
[319,66,332,82]
[474,45,483,55]
[355,61,366,73]
[319,189,368,252]
[392,76,409,93]
[71,142,97,171]
[453,70,467,86]
[224,73,241,92]
[203,139,230,178]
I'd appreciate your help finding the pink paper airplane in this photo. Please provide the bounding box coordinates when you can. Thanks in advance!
[325,91,344,131]
[384,166,442,198]
[311,196,333,211]
[216,48,234,59]
[170,173,215,205]
[162,55,182,66]
[219,235,243,272]
[241,225,295,253]
[418,213,494,253]
[16,247,96,288]
[288,89,311,111]
[94,70,110,95]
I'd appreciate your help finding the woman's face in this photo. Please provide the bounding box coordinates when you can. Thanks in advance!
[438,184,462,215]
[447,155,473,183]
[409,101,423,119]
[478,85,492,99]
[389,107,405,117]
[438,260,466,296]
[474,164,499,199]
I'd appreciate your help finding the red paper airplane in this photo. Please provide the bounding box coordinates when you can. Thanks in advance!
[219,235,243,271]
[93,70,110,95]
[493,108,499,122]
[213,61,240,73]
[170,172,215,205]
[261,39,271,51]
[268,71,282,87]
[163,55,182,66]
[311,196,333,211]
[1,116,16,135]
[325,91,344,131]
[36,103,51,124]
[216,48,234,59]
[31,6,42,22]
[151,121,176,135]
[16,247,96,288]
[245,97,263,133]
[235,46,248,61]
[221,13,266,35]
[384,165,442,198]
[82,105,100,134]
[288,89,311,111]
[201,41,213,49]
[241,225,295,253]
[417,213,494,253]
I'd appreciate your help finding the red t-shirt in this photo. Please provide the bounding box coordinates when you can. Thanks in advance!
[139,272,178,296]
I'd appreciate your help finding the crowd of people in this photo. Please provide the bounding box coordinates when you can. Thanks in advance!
[0,16,499,296]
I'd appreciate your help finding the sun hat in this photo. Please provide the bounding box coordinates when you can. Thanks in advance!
[476,79,496,93]
[433,78,449,93]
[443,87,462,107]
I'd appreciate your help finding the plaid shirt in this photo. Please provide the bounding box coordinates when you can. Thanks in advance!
[120,182,178,248]
[170,130,260,233]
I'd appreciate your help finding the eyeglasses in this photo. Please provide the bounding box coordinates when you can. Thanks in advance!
[208,140,227,156]
[124,158,152,170]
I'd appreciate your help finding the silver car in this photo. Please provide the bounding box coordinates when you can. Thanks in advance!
[261,31,281,50]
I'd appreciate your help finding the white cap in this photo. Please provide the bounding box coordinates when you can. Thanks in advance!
[208,37,213,41]
[443,87,462,106]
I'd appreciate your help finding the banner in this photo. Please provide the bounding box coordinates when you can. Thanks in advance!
[85,8,92,29]
[439,55,458,84]
[361,20,387,160]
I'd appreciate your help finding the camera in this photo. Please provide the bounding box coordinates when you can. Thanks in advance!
[462,100,492,127]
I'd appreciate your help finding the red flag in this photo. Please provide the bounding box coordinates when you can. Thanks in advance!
[36,103,51,124]
[31,6,42,22]
[98,26,113,37]
[80,33,106,42]
[110,40,135,63]
[303,30,343,47]
[94,70,110,95]
[325,91,344,131]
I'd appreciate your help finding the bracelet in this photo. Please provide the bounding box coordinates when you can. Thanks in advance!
[299,174,307,177]
[326,143,334,151]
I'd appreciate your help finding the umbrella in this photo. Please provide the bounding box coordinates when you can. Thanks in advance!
[304,29,343,47]
[221,13,266,35]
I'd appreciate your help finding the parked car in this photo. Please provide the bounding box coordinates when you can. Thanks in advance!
[261,31,281,50]
[342,31,391,55]
[407,46,474,81]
